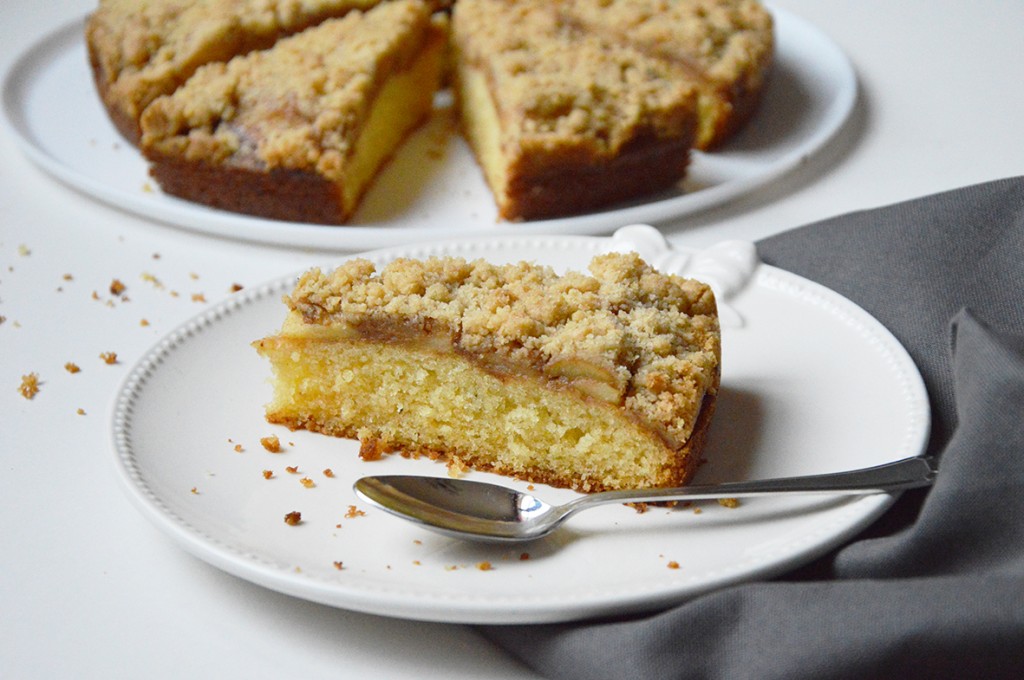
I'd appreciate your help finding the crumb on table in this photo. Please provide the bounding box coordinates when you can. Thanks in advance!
[18,373,40,399]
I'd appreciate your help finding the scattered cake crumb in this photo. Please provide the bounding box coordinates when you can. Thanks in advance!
[476,561,493,571]
[141,272,163,289]
[345,505,366,519]
[262,470,274,479]
[667,560,680,569]
[17,244,30,256]
[234,443,244,453]
[230,283,244,293]
[260,435,282,453]
[717,498,741,509]
[77,408,86,415]
[323,468,335,478]
[18,373,40,399]
[140,319,150,327]
[519,552,530,561]
[190,487,199,494]
[284,511,302,526]
[110,279,126,296]
[285,465,299,474]
[64,362,81,374]
[413,560,422,566]
[191,293,206,303]
[99,352,118,365]
[300,477,315,488]
[333,561,344,570]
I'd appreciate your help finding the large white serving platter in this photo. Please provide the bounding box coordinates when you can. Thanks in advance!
[3,8,856,250]
[109,226,929,624]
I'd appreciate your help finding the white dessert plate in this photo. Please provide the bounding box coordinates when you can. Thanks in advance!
[3,7,856,250]
[110,226,929,624]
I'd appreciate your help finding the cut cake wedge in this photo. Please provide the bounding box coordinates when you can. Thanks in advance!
[138,0,446,224]
[253,252,721,493]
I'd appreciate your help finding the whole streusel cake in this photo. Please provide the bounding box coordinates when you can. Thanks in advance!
[87,0,773,224]
[253,252,721,492]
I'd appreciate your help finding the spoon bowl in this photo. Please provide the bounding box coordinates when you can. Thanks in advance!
[354,456,938,542]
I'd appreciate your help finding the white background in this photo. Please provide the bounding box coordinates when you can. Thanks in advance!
[3,1,1023,677]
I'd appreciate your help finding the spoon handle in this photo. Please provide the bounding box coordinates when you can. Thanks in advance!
[567,456,939,513]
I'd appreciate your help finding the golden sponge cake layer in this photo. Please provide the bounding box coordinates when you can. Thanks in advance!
[254,252,721,492]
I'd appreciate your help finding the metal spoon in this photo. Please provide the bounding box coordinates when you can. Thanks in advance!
[353,456,938,542]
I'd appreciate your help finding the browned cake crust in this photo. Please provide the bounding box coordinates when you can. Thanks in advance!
[498,130,695,222]
[145,155,346,224]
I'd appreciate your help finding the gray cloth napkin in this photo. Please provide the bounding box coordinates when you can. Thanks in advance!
[481,176,1024,679]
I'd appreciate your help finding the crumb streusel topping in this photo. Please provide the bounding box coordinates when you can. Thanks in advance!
[88,0,383,122]
[560,0,773,84]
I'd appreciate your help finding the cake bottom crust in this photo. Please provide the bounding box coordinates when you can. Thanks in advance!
[147,156,348,224]
[502,132,695,222]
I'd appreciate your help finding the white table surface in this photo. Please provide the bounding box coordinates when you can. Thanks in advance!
[2,1,1022,677]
